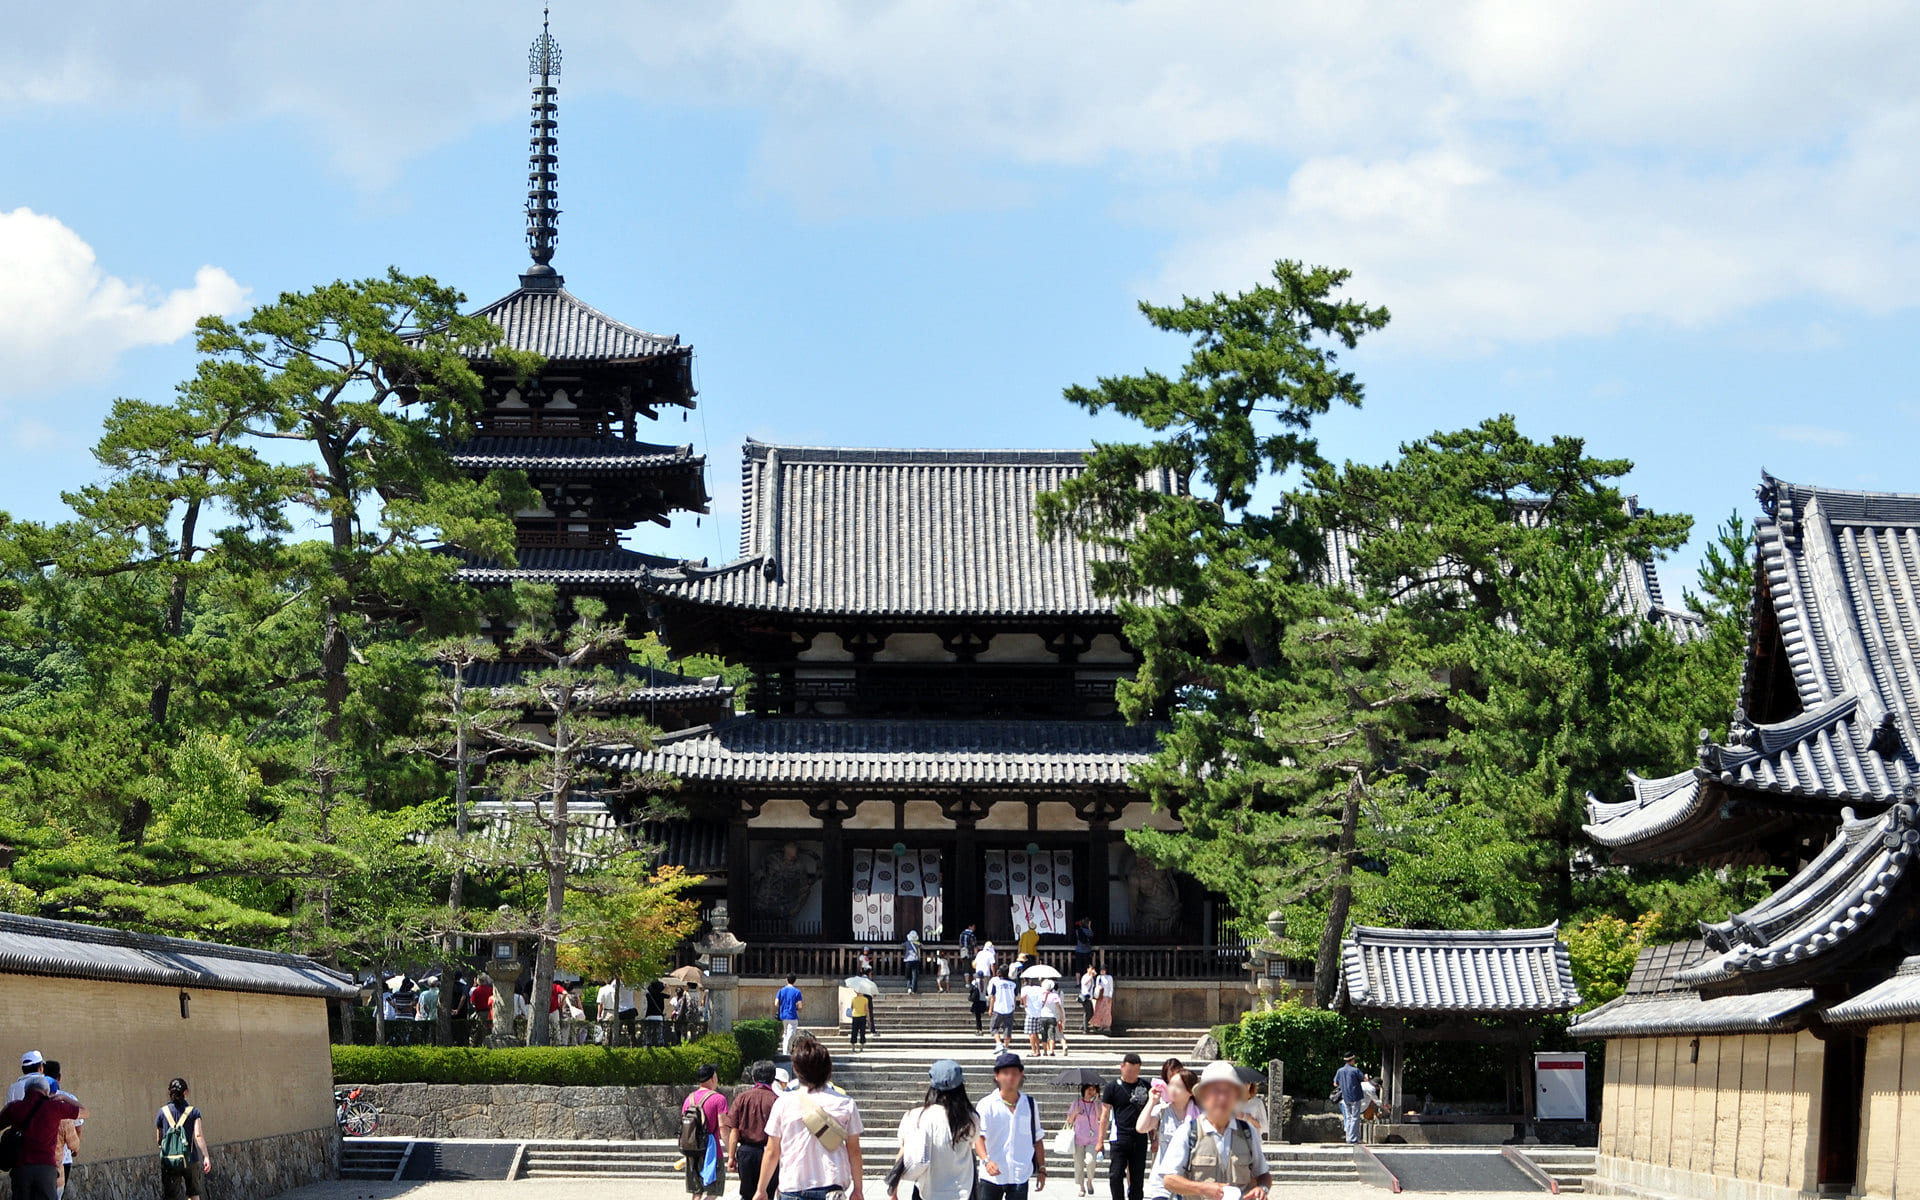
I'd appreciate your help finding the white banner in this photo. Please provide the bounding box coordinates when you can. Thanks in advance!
[984,849,1009,894]
[895,851,921,897]
[1053,851,1075,901]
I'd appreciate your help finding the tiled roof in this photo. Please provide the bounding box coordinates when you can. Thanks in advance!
[1678,799,1920,989]
[643,443,1177,619]
[1338,925,1580,1015]
[1585,476,1920,860]
[638,820,730,874]
[1583,771,1799,864]
[1569,988,1817,1039]
[606,717,1164,789]
[1621,940,1712,998]
[450,436,701,475]
[466,285,685,362]
[463,659,733,707]
[1822,955,1920,1026]
[0,912,359,1000]
[456,546,680,586]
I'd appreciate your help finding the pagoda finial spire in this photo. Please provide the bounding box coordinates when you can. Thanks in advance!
[523,4,564,288]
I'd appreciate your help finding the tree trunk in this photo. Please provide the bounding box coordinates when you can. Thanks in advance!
[1313,774,1363,1008]
[528,693,571,1048]
[438,662,471,1048]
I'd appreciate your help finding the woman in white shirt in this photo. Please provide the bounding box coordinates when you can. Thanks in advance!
[888,1060,977,1200]
[755,1036,865,1200]
[1137,1068,1198,1200]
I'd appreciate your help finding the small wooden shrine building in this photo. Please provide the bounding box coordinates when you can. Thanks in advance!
[1576,476,1920,1200]
[1339,924,1581,1133]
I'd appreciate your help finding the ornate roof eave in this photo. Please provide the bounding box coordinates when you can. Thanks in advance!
[1678,798,1920,992]
[1338,924,1581,1016]
[1585,770,1813,865]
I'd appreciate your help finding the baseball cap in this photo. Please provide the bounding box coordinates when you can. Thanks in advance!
[994,1052,1024,1073]
[20,1051,43,1069]
[929,1059,965,1090]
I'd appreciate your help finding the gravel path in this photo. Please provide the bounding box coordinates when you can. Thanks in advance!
[280,1181,1549,1200]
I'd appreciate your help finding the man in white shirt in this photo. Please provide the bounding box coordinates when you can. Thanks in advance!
[1155,1062,1270,1200]
[1021,980,1050,1057]
[988,971,1021,1051]
[974,942,998,980]
[974,1052,1046,1200]
[7,1050,46,1103]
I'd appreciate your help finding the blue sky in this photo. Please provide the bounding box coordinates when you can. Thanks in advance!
[4,3,1920,596]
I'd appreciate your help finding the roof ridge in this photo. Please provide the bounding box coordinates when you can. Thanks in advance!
[742,440,1093,467]
[471,284,682,348]
[0,911,344,972]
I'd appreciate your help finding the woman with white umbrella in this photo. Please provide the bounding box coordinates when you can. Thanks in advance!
[844,974,880,1052]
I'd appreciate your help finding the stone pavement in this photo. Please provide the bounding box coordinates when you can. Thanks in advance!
[281,1182,1548,1200]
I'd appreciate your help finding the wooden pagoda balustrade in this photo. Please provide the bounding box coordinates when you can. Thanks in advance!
[739,942,1258,981]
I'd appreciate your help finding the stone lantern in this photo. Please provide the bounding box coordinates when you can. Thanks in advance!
[694,901,746,1033]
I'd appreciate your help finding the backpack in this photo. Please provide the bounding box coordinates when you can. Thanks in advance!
[160,1104,196,1169]
[678,1089,712,1156]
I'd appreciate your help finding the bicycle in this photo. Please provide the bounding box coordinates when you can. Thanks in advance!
[335,1086,380,1137]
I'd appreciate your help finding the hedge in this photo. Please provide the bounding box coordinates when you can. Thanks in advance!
[333,1034,741,1087]
[733,1018,780,1066]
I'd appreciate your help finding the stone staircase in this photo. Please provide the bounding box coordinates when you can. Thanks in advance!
[339,1137,408,1181]
[1266,1147,1363,1184]
[520,1140,680,1178]
[1517,1145,1598,1193]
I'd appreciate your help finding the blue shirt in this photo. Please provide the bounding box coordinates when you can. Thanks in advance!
[776,985,804,1021]
[1334,1064,1366,1103]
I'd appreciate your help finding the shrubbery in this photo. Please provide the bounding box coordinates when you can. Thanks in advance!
[333,1034,741,1087]
[733,1018,780,1065]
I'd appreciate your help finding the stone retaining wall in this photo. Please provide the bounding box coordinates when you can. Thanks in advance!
[0,1124,335,1200]
[342,1082,730,1140]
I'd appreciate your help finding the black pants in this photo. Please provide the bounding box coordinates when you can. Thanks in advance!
[1108,1137,1147,1200]
[1080,997,1094,1032]
[905,961,921,992]
[737,1141,774,1200]
[1072,951,1093,976]
[978,1182,1030,1200]
[10,1165,59,1200]
[161,1162,204,1200]
[972,1003,986,1031]
[850,1015,870,1047]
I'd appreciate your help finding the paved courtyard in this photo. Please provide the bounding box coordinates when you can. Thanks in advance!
[281,1182,1548,1200]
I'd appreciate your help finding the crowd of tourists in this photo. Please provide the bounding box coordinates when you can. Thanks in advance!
[363,970,713,1047]
[676,1042,1274,1200]
[1,1050,208,1200]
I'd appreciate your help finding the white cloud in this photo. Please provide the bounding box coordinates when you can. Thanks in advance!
[7,2,1920,342]
[0,207,247,398]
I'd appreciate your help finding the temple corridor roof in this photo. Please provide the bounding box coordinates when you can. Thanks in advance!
[455,545,680,586]
[450,436,702,475]
[1338,924,1581,1015]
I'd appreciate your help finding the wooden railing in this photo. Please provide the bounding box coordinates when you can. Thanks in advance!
[739,943,1260,981]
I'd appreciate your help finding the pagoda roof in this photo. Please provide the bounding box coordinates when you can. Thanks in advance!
[605,716,1164,790]
[1822,955,1920,1027]
[1677,798,1920,991]
[642,442,1174,620]
[456,545,680,586]
[1337,924,1580,1015]
[1583,770,1803,864]
[466,283,686,364]
[450,436,702,476]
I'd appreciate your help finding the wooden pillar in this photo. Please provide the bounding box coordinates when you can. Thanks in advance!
[821,813,850,942]
[953,820,980,936]
[1088,821,1113,938]
[727,816,751,932]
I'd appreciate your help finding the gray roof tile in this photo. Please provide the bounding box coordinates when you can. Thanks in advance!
[644,442,1176,618]
[1678,799,1920,987]
[467,285,685,362]
[608,717,1163,788]
[0,912,359,1000]
[463,659,733,707]
[1569,988,1817,1039]
[450,436,700,474]
[1821,955,1920,1026]
[456,546,680,586]
[1339,925,1580,1014]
